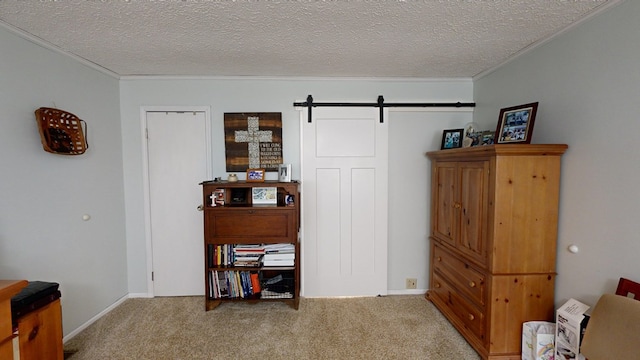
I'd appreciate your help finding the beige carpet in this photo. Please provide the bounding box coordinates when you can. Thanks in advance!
[64,295,480,360]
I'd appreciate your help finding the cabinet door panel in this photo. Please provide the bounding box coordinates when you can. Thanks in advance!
[458,161,489,264]
[206,209,294,242]
[432,162,457,247]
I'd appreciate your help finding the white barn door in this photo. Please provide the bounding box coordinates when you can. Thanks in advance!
[301,107,388,297]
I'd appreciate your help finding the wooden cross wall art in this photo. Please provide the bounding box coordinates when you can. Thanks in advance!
[224,112,283,172]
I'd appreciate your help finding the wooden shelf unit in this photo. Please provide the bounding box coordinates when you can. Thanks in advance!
[200,180,300,310]
[425,144,567,360]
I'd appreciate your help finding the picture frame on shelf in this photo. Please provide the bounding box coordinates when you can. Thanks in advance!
[251,187,277,205]
[440,128,464,150]
[246,168,265,182]
[278,163,292,182]
[495,102,538,144]
[480,130,495,146]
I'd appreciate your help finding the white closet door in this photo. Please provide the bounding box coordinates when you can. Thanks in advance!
[147,111,208,296]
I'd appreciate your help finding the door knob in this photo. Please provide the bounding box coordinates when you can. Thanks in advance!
[197,204,204,211]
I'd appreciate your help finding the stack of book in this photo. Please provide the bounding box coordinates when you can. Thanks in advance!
[233,244,265,267]
[263,243,295,267]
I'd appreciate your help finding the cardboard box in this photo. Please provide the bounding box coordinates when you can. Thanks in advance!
[522,321,556,360]
[555,299,590,360]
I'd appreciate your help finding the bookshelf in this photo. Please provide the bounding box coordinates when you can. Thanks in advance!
[200,180,300,310]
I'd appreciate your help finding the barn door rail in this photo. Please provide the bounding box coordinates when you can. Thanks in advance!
[293,95,475,123]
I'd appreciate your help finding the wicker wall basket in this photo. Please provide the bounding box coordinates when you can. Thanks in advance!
[35,107,88,155]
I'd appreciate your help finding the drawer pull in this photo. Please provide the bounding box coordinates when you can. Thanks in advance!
[436,256,442,262]
[469,281,476,288]
[434,282,441,288]
[468,313,475,321]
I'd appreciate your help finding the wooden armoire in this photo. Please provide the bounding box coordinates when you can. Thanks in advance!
[425,144,567,360]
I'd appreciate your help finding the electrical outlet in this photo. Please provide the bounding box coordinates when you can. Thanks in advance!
[406,278,417,289]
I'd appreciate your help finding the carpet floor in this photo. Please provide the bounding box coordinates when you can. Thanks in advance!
[64,295,480,359]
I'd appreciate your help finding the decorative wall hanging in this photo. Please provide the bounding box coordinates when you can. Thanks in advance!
[35,107,88,155]
[224,113,282,172]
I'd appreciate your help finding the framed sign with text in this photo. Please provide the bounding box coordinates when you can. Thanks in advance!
[224,112,283,172]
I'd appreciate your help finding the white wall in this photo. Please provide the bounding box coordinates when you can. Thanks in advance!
[119,78,473,295]
[473,1,638,306]
[0,26,126,336]
[387,109,472,292]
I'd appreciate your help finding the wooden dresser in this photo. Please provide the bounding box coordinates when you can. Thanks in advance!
[425,144,567,360]
[1,280,27,360]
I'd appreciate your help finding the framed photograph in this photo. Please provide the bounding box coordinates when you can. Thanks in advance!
[480,130,495,146]
[246,168,265,182]
[440,129,464,150]
[251,187,277,205]
[278,163,291,182]
[495,102,538,144]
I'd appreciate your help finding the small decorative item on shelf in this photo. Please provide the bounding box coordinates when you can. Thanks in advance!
[462,122,480,147]
[495,102,538,144]
[227,173,238,182]
[440,128,464,150]
[246,168,265,182]
[213,189,225,206]
[285,194,295,206]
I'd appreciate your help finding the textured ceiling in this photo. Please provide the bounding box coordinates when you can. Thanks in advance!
[0,0,617,78]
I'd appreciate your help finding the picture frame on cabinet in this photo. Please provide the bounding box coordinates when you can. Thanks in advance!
[480,130,495,146]
[495,102,538,144]
[440,129,464,150]
[278,163,291,182]
[246,168,266,182]
[251,187,277,204]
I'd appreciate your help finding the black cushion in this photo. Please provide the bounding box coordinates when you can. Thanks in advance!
[11,281,61,320]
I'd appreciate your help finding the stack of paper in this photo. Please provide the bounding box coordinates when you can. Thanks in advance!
[263,243,295,267]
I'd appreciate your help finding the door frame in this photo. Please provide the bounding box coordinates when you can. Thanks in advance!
[140,106,212,297]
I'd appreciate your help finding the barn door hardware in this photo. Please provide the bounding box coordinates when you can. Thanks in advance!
[294,95,475,124]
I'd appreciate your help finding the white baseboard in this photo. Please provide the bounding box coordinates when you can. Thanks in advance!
[387,288,427,296]
[62,294,129,343]
[128,292,153,298]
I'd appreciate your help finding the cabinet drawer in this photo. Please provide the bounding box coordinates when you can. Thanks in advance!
[431,273,485,340]
[206,209,295,241]
[432,243,485,306]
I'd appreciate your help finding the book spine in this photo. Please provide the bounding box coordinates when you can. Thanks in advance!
[207,244,214,268]
[250,272,261,293]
